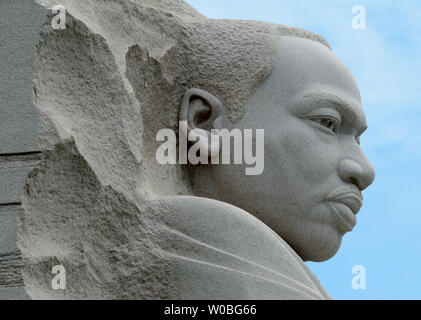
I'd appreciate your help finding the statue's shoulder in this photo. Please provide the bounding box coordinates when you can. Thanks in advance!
[155,196,331,300]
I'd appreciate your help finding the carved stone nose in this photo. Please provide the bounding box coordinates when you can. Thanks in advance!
[338,158,375,191]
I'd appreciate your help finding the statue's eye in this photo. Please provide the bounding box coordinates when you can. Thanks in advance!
[310,117,340,135]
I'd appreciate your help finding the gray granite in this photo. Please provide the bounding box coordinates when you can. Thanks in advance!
[0,168,33,204]
[0,154,41,204]
[0,0,375,300]
[0,208,19,255]
[0,287,30,300]
[0,0,48,154]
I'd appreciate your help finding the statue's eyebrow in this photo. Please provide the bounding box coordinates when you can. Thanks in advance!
[296,92,367,132]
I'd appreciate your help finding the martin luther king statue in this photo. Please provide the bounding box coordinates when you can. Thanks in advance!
[16,0,375,299]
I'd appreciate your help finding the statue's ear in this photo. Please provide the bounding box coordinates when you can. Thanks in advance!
[179,88,229,158]
[179,88,228,133]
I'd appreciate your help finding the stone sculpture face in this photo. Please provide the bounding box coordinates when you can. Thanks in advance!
[13,0,376,299]
[193,36,375,262]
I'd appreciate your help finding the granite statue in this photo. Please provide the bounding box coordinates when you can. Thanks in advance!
[13,0,374,299]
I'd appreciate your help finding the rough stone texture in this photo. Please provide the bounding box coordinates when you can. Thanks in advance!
[0,0,373,300]
[19,139,176,299]
[0,251,24,288]
[0,206,25,292]
[0,207,24,290]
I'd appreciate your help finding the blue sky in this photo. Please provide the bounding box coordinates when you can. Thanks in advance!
[186,0,421,299]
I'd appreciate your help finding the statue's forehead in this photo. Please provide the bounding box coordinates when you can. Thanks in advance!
[244,36,366,131]
[270,36,362,105]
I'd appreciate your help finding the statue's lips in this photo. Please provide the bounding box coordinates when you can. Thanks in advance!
[328,202,357,233]
[326,186,363,215]
[326,186,363,233]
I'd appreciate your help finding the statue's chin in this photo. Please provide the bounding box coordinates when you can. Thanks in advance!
[284,225,344,262]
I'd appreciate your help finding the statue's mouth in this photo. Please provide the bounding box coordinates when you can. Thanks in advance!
[326,185,363,214]
[328,201,357,234]
[326,185,363,233]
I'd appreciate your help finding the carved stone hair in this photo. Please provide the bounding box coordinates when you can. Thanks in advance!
[126,18,330,131]
[124,15,331,196]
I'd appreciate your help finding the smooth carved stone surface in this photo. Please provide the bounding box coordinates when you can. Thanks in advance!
[0,207,21,255]
[0,0,48,154]
[0,154,41,204]
[0,169,33,204]
[0,287,30,300]
[14,0,374,299]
